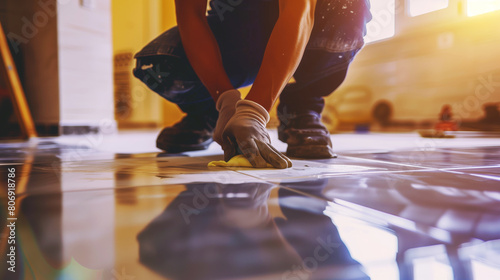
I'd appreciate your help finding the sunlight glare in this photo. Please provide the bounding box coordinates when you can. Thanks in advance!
[468,0,500,16]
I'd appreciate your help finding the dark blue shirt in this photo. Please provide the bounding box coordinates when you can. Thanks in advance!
[209,0,372,52]
[135,0,372,59]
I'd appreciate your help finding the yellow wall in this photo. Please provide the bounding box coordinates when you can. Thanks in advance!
[112,0,183,128]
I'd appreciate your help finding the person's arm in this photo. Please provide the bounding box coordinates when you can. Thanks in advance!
[245,0,317,111]
[174,0,234,101]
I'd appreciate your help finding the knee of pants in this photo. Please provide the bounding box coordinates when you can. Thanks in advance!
[134,69,203,104]
[133,57,174,94]
[133,57,207,104]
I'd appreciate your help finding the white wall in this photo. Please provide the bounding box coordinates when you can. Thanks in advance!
[58,0,115,128]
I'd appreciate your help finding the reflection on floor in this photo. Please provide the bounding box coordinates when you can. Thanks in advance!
[1,131,500,280]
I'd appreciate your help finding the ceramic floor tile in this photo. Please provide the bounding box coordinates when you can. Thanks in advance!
[344,147,500,169]
[7,154,272,196]
[234,156,426,184]
[280,170,500,242]
[1,133,500,280]
[444,166,500,178]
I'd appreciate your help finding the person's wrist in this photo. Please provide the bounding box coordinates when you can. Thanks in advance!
[235,99,270,125]
[216,89,241,112]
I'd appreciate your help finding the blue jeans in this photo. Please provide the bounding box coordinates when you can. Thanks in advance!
[133,0,364,115]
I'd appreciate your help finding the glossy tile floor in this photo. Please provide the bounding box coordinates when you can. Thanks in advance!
[1,130,500,280]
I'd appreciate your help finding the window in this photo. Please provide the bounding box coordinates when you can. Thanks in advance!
[365,0,396,43]
[408,0,449,17]
[467,0,500,16]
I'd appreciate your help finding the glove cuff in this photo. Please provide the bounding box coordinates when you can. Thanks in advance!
[216,89,242,111]
[235,100,270,125]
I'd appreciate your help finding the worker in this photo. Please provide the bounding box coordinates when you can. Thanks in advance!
[133,0,372,169]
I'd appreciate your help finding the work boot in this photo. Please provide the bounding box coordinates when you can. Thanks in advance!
[156,104,218,153]
[278,111,336,159]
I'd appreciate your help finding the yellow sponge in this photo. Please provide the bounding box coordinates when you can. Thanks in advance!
[208,155,272,168]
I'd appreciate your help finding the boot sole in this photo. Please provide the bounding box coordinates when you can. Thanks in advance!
[286,145,337,159]
[156,138,214,153]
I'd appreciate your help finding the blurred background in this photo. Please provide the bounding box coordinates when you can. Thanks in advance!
[1,0,499,139]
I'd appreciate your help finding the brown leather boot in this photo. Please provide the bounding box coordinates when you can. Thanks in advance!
[278,112,336,159]
[156,105,218,153]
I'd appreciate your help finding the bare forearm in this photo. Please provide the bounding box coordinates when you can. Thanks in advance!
[176,2,234,101]
[245,1,316,111]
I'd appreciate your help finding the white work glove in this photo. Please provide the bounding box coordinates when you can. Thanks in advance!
[221,99,292,169]
[213,89,242,146]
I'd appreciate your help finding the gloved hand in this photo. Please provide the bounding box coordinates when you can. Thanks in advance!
[213,89,242,146]
[221,99,292,169]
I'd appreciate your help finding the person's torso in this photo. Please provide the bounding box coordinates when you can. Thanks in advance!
[208,0,372,52]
